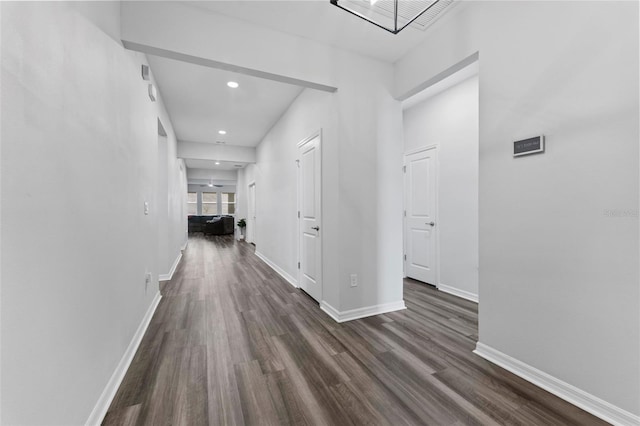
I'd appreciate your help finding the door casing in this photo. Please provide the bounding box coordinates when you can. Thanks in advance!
[247,182,256,244]
[403,145,439,287]
[297,130,323,302]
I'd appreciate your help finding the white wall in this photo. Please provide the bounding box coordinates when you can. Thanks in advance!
[245,88,336,301]
[236,164,256,240]
[236,164,254,223]
[187,168,238,183]
[1,2,186,424]
[158,134,170,275]
[397,1,639,417]
[121,2,337,90]
[178,141,256,164]
[166,150,188,261]
[234,51,404,314]
[122,2,406,317]
[403,75,479,299]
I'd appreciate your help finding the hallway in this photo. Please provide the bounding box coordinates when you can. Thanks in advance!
[103,235,605,426]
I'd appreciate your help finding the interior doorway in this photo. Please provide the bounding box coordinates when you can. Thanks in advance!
[297,131,322,302]
[401,60,479,303]
[247,182,256,244]
[404,146,438,285]
[157,119,170,277]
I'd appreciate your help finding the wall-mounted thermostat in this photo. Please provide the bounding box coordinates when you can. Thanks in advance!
[148,84,157,102]
[141,64,150,81]
[514,135,544,157]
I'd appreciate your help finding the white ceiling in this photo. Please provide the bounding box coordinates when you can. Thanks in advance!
[187,0,457,63]
[148,55,304,147]
[147,1,460,186]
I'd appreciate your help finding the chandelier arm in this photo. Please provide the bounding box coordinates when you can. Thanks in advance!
[394,0,398,33]
[329,0,444,35]
[329,0,400,34]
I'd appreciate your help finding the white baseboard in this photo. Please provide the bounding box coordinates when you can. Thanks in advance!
[474,342,640,426]
[159,251,182,282]
[254,251,298,289]
[85,292,162,426]
[320,300,406,323]
[438,283,478,303]
[181,240,188,251]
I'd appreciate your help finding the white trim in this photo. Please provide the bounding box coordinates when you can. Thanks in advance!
[159,251,182,282]
[181,240,188,251]
[438,283,478,303]
[255,251,298,289]
[85,292,162,426]
[404,143,439,156]
[474,342,640,426]
[320,300,406,323]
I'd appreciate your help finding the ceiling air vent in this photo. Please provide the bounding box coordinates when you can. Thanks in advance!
[411,0,456,30]
[215,141,226,145]
[234,164,243,168]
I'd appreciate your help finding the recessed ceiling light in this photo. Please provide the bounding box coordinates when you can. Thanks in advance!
[215,161,220,165]
[227,81,239,88]
[218,130,226,135]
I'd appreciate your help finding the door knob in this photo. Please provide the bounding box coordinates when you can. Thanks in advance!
[426,222,435,226]
[312,226,320,231]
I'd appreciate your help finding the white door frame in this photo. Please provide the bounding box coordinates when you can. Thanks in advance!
[403,144,440,287]
[247,181,256,244]
[297,129,322,302]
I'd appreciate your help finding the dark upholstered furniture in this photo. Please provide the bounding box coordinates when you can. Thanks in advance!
[188,215,216,233]
[188,215,234,235]
[203,216,234,235]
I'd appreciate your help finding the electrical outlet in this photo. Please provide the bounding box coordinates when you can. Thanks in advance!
[144,201,149,215]
[350,274,358,287]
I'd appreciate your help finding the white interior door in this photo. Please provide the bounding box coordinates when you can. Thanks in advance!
[405,147,438,285]
[247,182,256,244]
[298,133,322,302]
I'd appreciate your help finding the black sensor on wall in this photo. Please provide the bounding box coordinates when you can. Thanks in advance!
[514,136,545,157]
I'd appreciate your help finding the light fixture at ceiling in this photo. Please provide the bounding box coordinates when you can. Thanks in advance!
[330,0,444,34]
[227,81,239,88]
[218,130,226,135]
[215,161,220,165]
[207,180,214,188]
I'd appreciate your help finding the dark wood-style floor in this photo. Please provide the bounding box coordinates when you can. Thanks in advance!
[103,234,606,426]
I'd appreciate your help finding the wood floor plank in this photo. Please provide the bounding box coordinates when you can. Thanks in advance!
[102,403,141,426]
[103,234,608,426]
